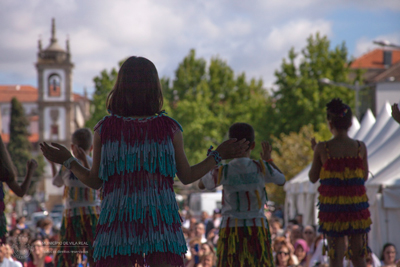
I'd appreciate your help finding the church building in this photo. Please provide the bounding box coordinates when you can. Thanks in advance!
[0,19,90,149]
[0,19,91,212]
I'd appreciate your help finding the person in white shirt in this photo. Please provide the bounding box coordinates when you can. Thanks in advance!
[199,122,286,267]
[49,128,100,267]
[0,245,19,267]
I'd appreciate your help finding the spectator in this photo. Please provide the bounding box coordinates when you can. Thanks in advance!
[270,217,284,240]
[381,243,397,267]
[200,242,215,257]
[290,224,303,246]
[205,209,221,238]
[186,238,202,267]
[26,238,53,267]
[15,217,27,231]
[302,225,316,249]
[193,222,207,243]
[294,239,309,267]
[3,243,22,267]
[308,236,329,267]
[273,206,284,220]
[7,229,20,245]
[14,229,30,266]
[200,211,210,226]
[275,243,296,267]
[200,253,216,267]
[35,219,53,240]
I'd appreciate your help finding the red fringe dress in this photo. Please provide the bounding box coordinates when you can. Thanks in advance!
[93,112,187,267]
[318,142,372,259]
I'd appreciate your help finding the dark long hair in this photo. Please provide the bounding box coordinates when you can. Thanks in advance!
[106,56,164,117]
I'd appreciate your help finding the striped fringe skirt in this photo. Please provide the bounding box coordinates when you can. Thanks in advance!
[54,206,100,267]
[217,218,274,267]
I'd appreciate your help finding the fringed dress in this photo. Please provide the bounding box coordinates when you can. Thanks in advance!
[53,155,100,267]
[93,112,187,267]
[0,181,8,245]
[318,141,372,259]
[201,158,286,267]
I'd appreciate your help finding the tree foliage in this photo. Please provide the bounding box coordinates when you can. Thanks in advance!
[163,49,269,165]
[8,98,31,177]
[85,60,126,129]
[271,33,355,136]
[267,124,331,203]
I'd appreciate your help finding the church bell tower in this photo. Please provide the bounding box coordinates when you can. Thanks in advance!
[36,18,74,147]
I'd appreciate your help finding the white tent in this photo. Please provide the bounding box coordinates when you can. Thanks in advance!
[362,103,391,146]
[284,103,400,255]
[365,155,400,255]
[352,109,376,141]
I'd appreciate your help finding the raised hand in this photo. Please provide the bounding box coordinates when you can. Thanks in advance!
[215,138,249,160]
[260,141,272,161]
[27,159,38,172]
[311,137,317,151]
[40,142,73,165]
[391,103,400,124]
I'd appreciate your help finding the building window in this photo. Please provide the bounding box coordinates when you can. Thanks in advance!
[48,73,61,97]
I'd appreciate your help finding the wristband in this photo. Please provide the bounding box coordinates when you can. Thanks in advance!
[63,156,76,170]
[265,159,273,162]
[207,146,222,164]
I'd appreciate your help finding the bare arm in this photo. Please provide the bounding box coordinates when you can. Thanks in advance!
[173,131,249,185]
[362,142,369,181]
[40,132,103,190]
[50,161,57,177]
[6,160,38,197]
[309,142,323,184]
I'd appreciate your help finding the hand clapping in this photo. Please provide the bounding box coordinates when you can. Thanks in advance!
[40,142,73,165]
[215,138,250,160]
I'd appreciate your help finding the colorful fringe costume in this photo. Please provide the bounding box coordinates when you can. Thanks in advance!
[92,112,187,267]
[0,182,7,245]
[318,142,372,259]
[201,158,286,267]
[53,156,100,267]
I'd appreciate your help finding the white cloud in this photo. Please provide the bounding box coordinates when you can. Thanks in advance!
[265,19,332,52]
[0,0,398,95]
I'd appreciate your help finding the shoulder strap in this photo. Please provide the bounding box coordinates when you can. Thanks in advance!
[324,142,330,158]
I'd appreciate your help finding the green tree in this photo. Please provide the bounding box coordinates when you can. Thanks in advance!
[164,49,269,165]
[85,60,127,129]
[271,33,355,136]
[7,98,31,177]
[267,124,331,204]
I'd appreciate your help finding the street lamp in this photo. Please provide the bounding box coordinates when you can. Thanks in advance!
[373,40,400,49]
[319,78,374,119]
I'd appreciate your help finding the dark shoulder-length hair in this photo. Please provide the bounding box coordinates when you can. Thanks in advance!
[106,56,164,117]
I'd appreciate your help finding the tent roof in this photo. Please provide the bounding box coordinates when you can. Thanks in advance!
[353,109,376,141]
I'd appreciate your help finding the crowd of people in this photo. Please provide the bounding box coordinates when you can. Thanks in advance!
[179,208,399,267]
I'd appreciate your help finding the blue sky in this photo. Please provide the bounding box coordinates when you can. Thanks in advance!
[0,0,399,96]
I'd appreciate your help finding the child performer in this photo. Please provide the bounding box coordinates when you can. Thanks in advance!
[50,128,100,267]
[40,56,249,267]
[309,98,372,267]
[199,122,286,267]
[0,135,37,244]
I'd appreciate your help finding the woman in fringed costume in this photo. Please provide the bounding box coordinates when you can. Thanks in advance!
[0,135,37,245]
[40,56,249,267]
[199,123,286,267]
[50,128,100,267]
[309,98,372,267]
